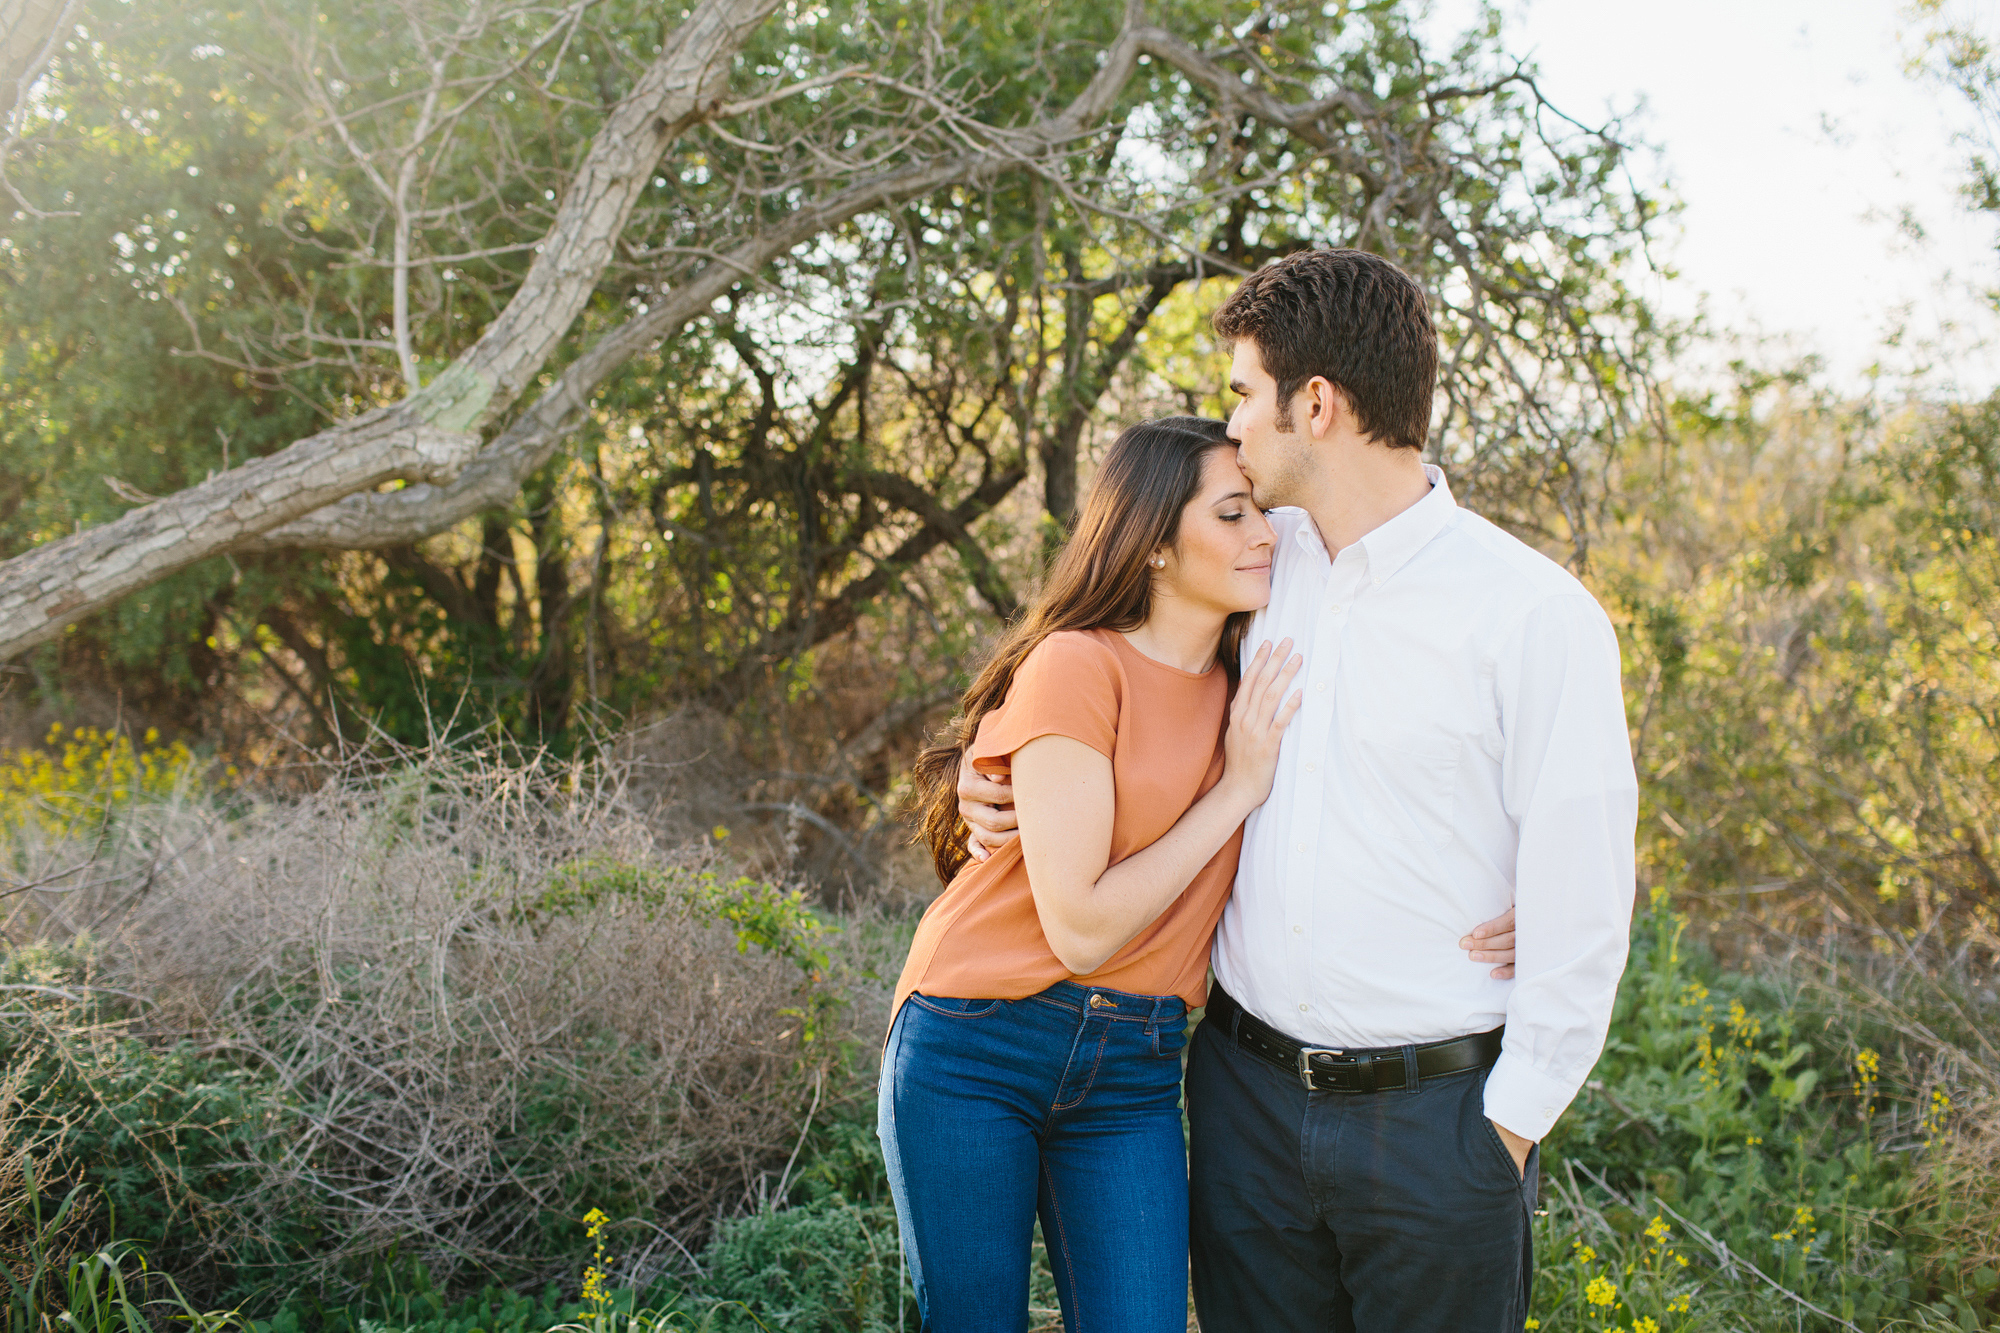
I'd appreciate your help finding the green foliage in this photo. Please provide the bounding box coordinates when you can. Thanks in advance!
[1606,379,2000,953]
[680,1200,913,1333]
[0,942,305,1285]
[1,0,1659,768]
[250,1281,587,1333]
[2,1164,244,1333]
[1535,906,1930,1330]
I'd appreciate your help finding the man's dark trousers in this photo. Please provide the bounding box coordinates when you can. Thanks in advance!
[1186,990,1538,1332]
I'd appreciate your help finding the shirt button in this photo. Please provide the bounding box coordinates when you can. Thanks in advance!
[1292,925,1304,935]
[1315,681,1328,692]
[1296,842,1308,853]
[1303,762,1317,773]
[1328,603,1342,613]
[1542,1107,1556,1118]
[1372,578,1382,587]
[1299,1003,1310,1012]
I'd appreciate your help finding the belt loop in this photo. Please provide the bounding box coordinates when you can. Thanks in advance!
[1402,1043,1420,1094]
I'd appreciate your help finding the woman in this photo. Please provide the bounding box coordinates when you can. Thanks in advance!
[884,417,1502,1330]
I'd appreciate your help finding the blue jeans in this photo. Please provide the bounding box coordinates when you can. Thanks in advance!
[878,981,1191,1333]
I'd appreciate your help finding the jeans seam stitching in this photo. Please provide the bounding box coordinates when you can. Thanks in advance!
[1039,1160,1082,1333]
[906,994,1002,1019]
[1050,1024,1110,1113]
[1043,1016,1089,1128]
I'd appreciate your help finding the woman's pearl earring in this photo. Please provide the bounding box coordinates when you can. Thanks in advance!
[1151,557,1165,568]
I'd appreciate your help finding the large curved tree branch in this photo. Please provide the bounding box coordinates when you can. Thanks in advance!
[243,20,1157,552]
[0,0,782,659]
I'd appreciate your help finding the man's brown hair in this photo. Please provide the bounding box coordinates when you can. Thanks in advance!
[1211,248,1437,449]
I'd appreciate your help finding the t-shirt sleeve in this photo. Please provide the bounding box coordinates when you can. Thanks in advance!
[967,632,1121,769]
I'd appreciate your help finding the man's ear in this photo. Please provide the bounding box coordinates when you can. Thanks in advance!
[1304,377,1348,440]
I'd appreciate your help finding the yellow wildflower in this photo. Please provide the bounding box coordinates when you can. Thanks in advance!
[1853,1047,1880,1112]
[1585,1274,1618,1307]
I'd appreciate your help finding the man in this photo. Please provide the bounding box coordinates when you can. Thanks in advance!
[959,248,1636,1330]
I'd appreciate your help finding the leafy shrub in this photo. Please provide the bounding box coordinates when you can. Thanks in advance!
[1529,900,1995,1331]
[685,1198,913,1333]
[0,941,306,1290]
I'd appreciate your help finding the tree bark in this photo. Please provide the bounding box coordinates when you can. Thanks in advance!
[0,416,477,657]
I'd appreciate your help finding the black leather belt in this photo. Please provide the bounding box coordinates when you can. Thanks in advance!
[1206,987,1504,1094]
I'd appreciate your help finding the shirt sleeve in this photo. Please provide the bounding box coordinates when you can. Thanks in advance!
[1482,592,1639,1142]
[967,631,1121,771]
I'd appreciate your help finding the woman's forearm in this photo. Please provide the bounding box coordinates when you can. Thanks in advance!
[1033,777,1257,976]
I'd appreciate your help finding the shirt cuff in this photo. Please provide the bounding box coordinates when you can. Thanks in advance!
[1482,1052,1582,1142]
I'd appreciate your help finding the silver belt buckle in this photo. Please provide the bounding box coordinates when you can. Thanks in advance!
[1297,1047,1344,1092]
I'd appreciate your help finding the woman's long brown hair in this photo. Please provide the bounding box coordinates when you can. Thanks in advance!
[910,416,1250,886]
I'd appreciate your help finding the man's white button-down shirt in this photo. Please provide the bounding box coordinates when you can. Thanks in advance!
[1211,466,1638,1141]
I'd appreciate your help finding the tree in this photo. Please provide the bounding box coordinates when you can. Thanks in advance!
[1,0,1661,753]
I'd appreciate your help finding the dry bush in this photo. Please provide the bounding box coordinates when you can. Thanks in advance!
[612,702,943,912]
[5,741,840,1297]
[1912,1090,2000,1284]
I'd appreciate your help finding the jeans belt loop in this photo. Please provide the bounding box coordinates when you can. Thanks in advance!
[1402,1043,1421,1094]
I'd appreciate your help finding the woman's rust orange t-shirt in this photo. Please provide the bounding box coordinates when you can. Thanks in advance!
[892,628,1242,1019]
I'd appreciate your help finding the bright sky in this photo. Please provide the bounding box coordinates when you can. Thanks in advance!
[1425,0,2000,395]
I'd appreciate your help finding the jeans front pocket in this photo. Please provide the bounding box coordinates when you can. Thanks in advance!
[907,993,1006,1019]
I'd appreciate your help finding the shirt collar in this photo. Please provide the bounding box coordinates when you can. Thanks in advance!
[1358,464,1457,585]
[1286,464,1458,582]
